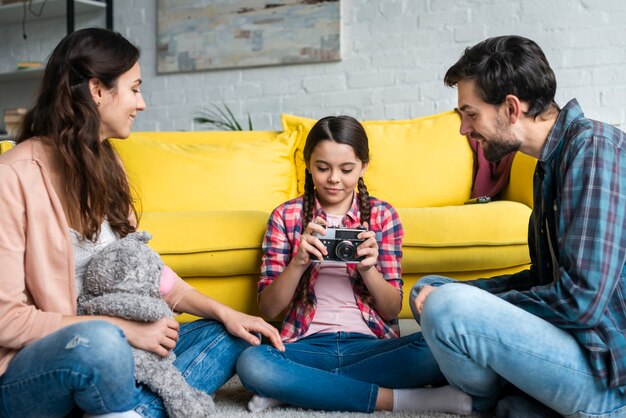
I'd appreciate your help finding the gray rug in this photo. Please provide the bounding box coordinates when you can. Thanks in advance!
[212,375,486,418]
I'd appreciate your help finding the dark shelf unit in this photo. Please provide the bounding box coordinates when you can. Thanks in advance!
[66,0,112,34]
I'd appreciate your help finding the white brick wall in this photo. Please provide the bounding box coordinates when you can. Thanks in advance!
[1,0,625,132]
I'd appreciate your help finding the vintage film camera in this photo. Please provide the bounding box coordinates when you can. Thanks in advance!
[314,226,366,263]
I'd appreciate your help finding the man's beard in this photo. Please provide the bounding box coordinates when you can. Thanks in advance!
[481,136,520,161]
[475,114,521,162]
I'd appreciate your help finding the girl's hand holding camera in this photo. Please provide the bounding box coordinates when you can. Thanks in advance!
[299,219,378,271]
[296,217,328,266]
[356,222,378,272]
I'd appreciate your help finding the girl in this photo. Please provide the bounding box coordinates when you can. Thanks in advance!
[0,28,282,418]
[236,115,472,414]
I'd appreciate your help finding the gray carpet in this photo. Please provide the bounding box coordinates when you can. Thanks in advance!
[212,375,486,418]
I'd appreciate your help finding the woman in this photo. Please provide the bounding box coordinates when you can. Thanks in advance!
[0,28,283,418]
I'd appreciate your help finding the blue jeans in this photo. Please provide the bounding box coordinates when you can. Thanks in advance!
[134,319,249,418]
[236,331,444,412]
[0,321,138,417]
[0,319,248,418]
[411,276,626,417]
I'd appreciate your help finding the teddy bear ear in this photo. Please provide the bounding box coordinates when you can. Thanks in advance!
[129,230,152,243]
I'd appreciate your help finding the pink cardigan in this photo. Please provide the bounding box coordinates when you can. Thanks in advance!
[0,140,193,375]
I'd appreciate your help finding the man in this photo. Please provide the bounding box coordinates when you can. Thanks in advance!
[411,35,626,416]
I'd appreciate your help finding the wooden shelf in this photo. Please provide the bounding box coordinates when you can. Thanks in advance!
[0,67,44,82]
[0,0,106,24]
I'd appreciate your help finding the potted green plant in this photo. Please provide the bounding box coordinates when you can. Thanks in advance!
[194,103,253,131]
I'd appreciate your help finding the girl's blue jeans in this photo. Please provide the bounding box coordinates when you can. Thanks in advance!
[411,276,626,417]
[0,319,248,418]
[236,331,444,412]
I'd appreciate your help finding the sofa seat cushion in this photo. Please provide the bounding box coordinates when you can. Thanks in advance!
[281,111,474,208]
[111,130,299,213]
[398,201,531,273]
[139,202,531,279]
[138,211,269,277]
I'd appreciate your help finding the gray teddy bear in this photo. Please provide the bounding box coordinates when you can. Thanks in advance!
[78,231,215,417]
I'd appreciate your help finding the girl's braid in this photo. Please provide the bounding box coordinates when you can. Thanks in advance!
[301,169,315,229]
[357,177,371,226]
[354,177,374,306]
[295,169,316,311]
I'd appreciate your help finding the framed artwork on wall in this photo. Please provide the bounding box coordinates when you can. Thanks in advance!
[157,0,341,74]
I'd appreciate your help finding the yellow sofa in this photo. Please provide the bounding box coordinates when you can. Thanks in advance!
[0,110,537,320]
[0,140,13,154]
[111,110,536,321]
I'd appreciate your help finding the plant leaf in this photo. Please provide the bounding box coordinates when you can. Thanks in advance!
[193,103,252,131]
[222,103,243,131]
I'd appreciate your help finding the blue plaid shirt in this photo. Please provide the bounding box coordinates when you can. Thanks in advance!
[468,99,626,389]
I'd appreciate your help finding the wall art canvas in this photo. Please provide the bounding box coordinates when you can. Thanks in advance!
[157,0,341,73]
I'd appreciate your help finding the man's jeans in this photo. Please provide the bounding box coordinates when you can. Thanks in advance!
[411,276,626,417]
[236,331,444,412]
[0,319,248,418]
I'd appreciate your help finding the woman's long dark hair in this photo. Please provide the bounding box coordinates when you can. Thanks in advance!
[17,28,140,240]
[296,115,374,311]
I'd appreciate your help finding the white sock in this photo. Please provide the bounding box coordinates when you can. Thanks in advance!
[392,385,472,415]
[83,411,142,418]
[247,394,285,412]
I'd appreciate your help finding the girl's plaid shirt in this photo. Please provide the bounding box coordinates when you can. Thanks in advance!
[259,193,404,342]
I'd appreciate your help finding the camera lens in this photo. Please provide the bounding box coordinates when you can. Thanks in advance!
[335,240,356,261]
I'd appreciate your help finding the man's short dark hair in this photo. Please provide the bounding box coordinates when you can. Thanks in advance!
[444,35,557,117]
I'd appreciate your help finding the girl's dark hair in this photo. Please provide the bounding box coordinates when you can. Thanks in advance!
[296,115,374,311]
[444,35,558,117]
[17,27,140,240]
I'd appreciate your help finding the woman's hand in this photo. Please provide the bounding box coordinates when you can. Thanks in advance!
[413,284,437,316]
[356,222,379,273]
[294,217,328,266]
[113,317,180,357]
[221,308,285,352]
[173,289,285,351]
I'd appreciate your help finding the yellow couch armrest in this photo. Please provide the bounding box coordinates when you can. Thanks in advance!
[0,140,15,154]
[500,152,537,208]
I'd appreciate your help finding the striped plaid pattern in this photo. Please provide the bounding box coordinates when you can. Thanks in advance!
[468,99,626,389]
[259,193,404,342]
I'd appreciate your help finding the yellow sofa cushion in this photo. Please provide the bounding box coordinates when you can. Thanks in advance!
[139,210,268,277]
[0,140,14,154]
[137,202,530,281]
[281,111,474,208]
[500,152,537,209]
[398,201,531,273]
[111,130,299,213]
